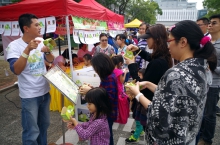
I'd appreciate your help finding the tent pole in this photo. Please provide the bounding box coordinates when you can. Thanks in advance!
[58,37,61,55]
[66,16,74,78]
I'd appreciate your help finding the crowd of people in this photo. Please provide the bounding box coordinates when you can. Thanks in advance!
[5,13,220,145]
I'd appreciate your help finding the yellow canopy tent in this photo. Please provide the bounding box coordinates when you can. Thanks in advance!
[124,18,142,28]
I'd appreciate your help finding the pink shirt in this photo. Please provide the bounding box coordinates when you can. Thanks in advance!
[77,48,95,61]
[53,56,65,65]
[113,69,125,97]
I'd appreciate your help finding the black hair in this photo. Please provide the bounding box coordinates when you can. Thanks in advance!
[139,22,150,28]
[170,20,217,71]
[99,33,108,40]
[72,53,78,59]
[209,14,220,21]
[111,55,124,68]
[139,22,150,31]
[149,24,173,68]
[115,34,127,44]
[85,87,112,120]
[115,34,126,40]
[83,53,92,61]
[138,68,146,75]
[91,53,115,80]
[19,13,38,33]
[79,43,86,49]
[197,17,210,25]
[61,48,72,59]
[93,42,100,47]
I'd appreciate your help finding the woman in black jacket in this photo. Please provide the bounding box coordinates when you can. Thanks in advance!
[125,24,173,143]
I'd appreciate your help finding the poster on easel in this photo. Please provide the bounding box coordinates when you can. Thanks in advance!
[43,65,79,104]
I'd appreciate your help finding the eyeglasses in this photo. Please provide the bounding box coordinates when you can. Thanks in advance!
[167,39,176,44]
[197,24,206,27]
[101,39,108,42]
[209,21,218,26]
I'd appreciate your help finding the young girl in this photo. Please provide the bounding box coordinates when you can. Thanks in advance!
[66,88,112,145]
[79,53,118,145]
[138,68,146,80]
[111,55,128,84]
[83,53,92,67]
[111,55,129,124]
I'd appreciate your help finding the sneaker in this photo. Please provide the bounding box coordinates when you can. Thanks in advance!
[125,135,139,143]
[216,106,220,116]
[130,130,145,137]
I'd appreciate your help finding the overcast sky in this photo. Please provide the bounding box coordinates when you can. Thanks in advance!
[188,0,204,10]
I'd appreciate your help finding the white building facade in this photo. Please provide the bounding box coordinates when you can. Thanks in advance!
[154,0,198,26]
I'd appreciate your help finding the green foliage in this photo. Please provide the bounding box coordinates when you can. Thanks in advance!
[11,0,21,3]
[203,0,220,17]
[127,0,162,24]
[96,0,117,10]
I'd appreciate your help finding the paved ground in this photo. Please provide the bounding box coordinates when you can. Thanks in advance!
[0,87,220,145]
[1,47,220,145]
[0,59,17,90]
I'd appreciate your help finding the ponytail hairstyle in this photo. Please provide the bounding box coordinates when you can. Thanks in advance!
[115,34,128,45]
[170,20,217,71]
[111,55,124,68]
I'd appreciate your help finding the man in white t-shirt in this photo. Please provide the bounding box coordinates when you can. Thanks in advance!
[6,13,54,145]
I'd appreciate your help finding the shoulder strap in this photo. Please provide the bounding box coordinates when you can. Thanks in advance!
[96,46,100,53]
[107,45,114,54]
[205,32,209,36]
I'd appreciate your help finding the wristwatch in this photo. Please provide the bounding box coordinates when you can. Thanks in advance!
[44,52,50,55]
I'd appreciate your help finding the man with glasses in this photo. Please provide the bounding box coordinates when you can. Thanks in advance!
[198,14,220,145]
[197,17,211,38]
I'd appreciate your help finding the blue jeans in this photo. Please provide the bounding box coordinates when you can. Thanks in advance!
[199,87,220,144]
[107,118,114,145]
[21,92,51,145]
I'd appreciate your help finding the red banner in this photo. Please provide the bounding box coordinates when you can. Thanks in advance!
[107,22,125,30]
[55,25,73,35]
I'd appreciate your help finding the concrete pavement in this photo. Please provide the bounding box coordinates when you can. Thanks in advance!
[1,87,220,145]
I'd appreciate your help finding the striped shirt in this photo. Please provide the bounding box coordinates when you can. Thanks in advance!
[211,38,220,88]
[75,115,110,145]
[135,38,147,69]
